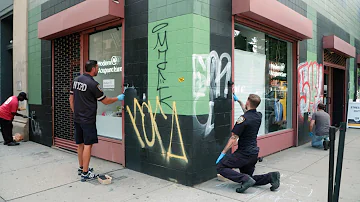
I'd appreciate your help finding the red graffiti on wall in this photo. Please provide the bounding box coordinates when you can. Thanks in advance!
[298,61,324,119]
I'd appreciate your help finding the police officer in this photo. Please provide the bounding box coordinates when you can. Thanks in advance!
[216,94,280,193]
[69,60,125,182]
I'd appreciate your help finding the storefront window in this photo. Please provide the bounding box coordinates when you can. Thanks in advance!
[89,28,123,140]
[234,24,293,136]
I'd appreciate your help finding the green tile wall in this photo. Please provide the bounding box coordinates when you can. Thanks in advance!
[302,0,360,40]
[306,5,317,62]
[149,0,210,23]
[28,5,42,105]
[148,14,210,115]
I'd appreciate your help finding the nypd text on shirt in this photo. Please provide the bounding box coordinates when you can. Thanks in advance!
[73,81,87,91]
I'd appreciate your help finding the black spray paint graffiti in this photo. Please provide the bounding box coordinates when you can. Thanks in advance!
[152,23,172,109]
[30,111,42,136]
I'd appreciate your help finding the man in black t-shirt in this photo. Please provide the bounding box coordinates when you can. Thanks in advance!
[69,60,125,182]
[216,94,280,193]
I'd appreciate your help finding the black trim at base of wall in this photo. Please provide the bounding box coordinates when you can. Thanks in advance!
[28,104,52,146]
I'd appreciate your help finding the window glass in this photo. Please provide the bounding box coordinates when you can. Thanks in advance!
[234,24,292,136]
[89,27,123,140]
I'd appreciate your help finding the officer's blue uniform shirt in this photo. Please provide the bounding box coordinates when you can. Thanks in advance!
[232,109,262,155]
[70,73,106,124]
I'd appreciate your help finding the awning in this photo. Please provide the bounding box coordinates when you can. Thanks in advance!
[233,0,312,41]
[38,0,124,40]
[323,35,356,58]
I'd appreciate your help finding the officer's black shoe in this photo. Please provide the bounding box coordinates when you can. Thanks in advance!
[323,140,330,150]
[235,177,256,193]
[7,141,19,146]
[269,171,280,191]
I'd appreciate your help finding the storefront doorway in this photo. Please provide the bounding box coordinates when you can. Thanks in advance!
[332,68,345,126]
[37,0,125,165]
[53,21,125,165]
[81,22,125,164]
[323,50,347,127]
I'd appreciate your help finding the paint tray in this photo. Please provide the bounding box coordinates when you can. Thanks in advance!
[97,175,112,185]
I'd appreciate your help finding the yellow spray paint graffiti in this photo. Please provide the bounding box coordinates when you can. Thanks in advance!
[126,96,188,163]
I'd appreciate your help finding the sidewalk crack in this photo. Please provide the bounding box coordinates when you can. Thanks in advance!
[121,183,174,202]
[6,180,80,201]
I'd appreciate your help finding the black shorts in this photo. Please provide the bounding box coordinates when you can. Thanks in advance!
[74,122,98,145]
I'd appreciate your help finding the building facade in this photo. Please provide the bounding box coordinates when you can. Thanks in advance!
[0,0,13,104]
[21,0,360,186]
[0,0,30,140]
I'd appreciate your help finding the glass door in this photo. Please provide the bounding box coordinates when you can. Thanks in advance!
[89,28,123,140]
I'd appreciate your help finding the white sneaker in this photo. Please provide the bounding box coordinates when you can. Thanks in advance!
[81,170,98,182]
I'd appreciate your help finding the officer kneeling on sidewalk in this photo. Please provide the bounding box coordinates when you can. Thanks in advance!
[216,94,280,193]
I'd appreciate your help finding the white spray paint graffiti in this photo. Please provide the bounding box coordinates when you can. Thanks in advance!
[192,51,231,136]
[30,111,42,136]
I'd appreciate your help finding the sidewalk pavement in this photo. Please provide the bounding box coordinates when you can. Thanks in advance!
[0,129,359,202]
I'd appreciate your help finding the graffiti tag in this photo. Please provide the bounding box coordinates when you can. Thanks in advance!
[152,23,172,109]
[126,96,188,163]
[298,61,324,119]
[192,51,232,136]
[30,111,42,136]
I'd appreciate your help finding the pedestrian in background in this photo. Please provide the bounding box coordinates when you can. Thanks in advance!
[309,103,330,150]
[0,92,28,146]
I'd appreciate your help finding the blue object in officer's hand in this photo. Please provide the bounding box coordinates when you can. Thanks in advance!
[233,94,239,102]
[117,94,125,101]
[216,153,226,164]
[309,132,314,137]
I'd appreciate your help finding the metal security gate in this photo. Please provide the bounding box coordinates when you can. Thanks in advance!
[53,33,81,150]
[324,49,347,67]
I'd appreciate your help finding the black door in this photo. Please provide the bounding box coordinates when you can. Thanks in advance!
[324,73,329,113]
[332,68,345,127]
